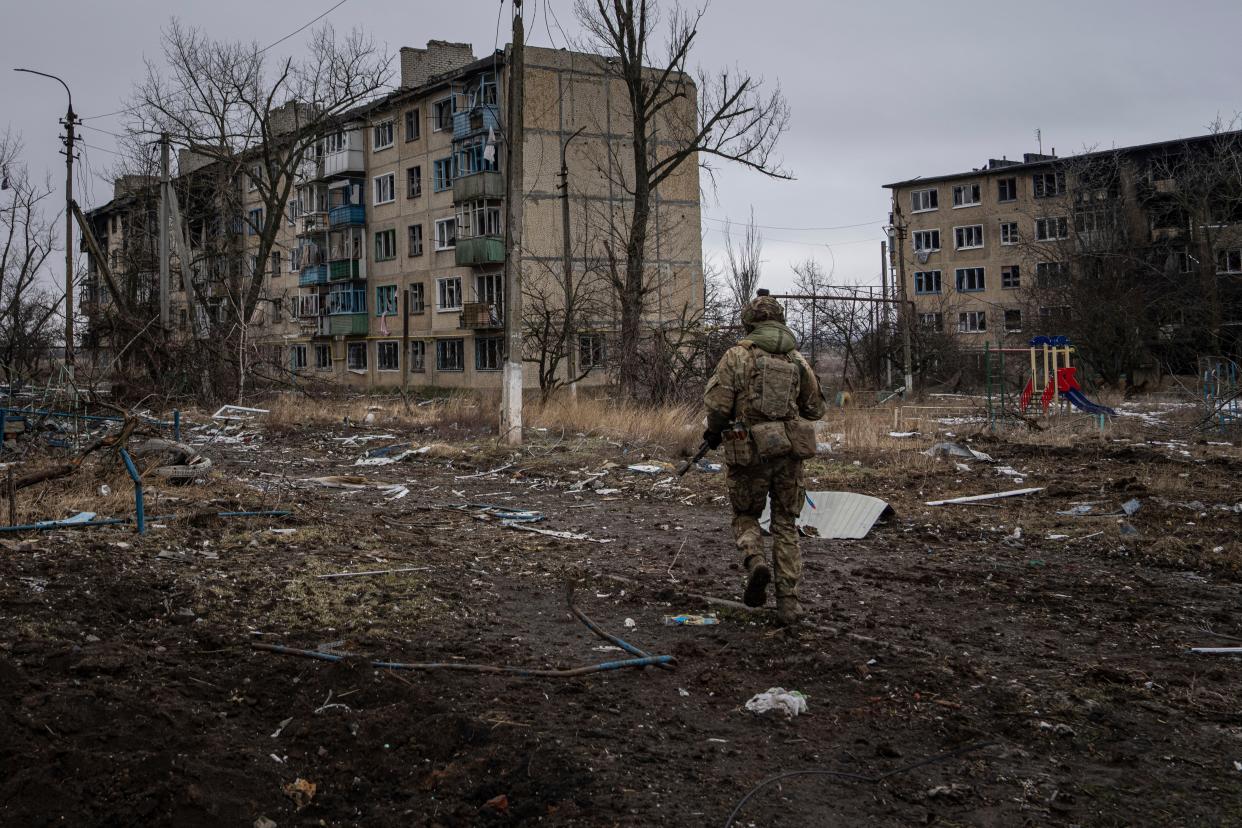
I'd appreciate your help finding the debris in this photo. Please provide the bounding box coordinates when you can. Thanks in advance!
[455,463,513,480]
[678,687,690,697]
[282,777,316,809]
[695,460,723,472]
[503,522,614,543]
[926,783,973,801]
[888,431,918,438]
[624,618,637,628]
[354,451,415,466]
[925,487,1044,506]
[270,717,293,738]
[475,506,543,523]
[482,794,510,815]
[627,464,664,474]
[98,484,111,497]
[595,488,620,496]
[1122,498,1142,516]
[1190,647,1242,654]
[1119,522,1139,536]
[1038,721,1076,737]
[760,491,893,539]
[664,614,719,626]
[34,511,97,527]
[317,566,432,580]
[212,404,269,421]
[253,818,277,828]
[924,442,994,463]
[1057,504,1095,516]
[744,687,807,718]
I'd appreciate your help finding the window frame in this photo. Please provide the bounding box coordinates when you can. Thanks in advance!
[953,224,984,250]
[408,283,426,314]
[372,120,395,152]
[435,338,465,371]
[404,108,421,142]
[578,333,607,370]
[1033,171,1066,199]
[373,173,396,206]
[409,340,426,372]
[433,157,454,192]
[997,177,1018,203]
[373,228,397,261]
[918,312,944,332]
[999,221,1019,246]
[1001,264,1021,289]
[955,266,986,292]
[407,223,424,257]
[436,276,463,311]
[346,341,368,371]
[957,310,987,333]
[314,343,333,370]
[434,217,457,251]
[1217,248,1242,274]
[911,229,941,252]
[406,165,422,199]
[290,344,307,371]
[376,340,400,372]
[1035,216,1069,241]
[1004,308,1023,333]
[910,189,938,213]
[951,183,981,208]
[474,335,504,371]
[913,270,942,295]
[432,97,455,132]
[375,284,398,317]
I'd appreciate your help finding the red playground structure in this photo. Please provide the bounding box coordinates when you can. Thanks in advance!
[1018,337,1116,417]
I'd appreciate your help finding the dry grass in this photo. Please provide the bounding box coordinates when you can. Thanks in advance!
[525,397,701,453]
[260,392,494,434]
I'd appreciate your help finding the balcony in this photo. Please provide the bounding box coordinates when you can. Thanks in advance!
[453,104,501,140]
[299,213,328,236]
[323,148,365,178]
[329,204,365,227]
[294,294,321,318]
[455,235,505,267]
[298,265,328,286]
[453,170,504,203]
[326,288,367,316]
[460,302,502,330]
[329,259,362,281]
[328,314,368,335]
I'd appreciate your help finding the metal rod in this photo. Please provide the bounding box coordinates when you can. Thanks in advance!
[119,448,144,534]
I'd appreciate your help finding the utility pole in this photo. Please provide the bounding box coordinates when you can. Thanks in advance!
[14,69,77,377]
[500,0,526,445]
[559,125,585,399]
[891,206,915,398]
[159,133,171,330]
[881,240,893,388]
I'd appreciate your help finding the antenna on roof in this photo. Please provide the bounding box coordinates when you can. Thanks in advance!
[1036,128,1042,155]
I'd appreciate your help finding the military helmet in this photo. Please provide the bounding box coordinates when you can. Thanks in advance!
[741,291,785,329]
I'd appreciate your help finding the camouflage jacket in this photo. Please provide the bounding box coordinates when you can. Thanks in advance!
[703,321,825,433]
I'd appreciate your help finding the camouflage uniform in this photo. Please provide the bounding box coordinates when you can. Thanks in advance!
[704,297,825,623]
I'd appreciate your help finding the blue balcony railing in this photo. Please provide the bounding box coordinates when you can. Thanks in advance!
[329,204,365,227]
[453,104,501,139]
[298,265,328,286]
[326,288,367,315]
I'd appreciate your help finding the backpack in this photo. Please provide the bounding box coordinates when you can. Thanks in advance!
[747,349,800,423]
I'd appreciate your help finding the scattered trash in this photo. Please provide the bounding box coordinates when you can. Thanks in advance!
[760,491,893,539]
[695,460,723,473]
[1189,647,1242,654]
[888,431,918,438]
[627,464,663,474]
[924,442,994,463]
[482,794,510,815]
[1122,498,1142,516]
[925,487,1044,506]
[270,717,293,738]
[503,522,614,543]
[954,462,972,473]
[664,614,719,626]
[34,511,97,528]
[317,566,432,580]
[98,484,111,497]
[282,777,316,810]
[1057,504,1095,516]
[624,618,637,628]
[595,488,621,496]
[744,687,807,718]
[476,506,543,523]
[1119,522,1139,536]
[212,404,269,421]
[926,783,973,801]
[355,450,415,466]
[1038,721,1076,737]
[253,817,278,828]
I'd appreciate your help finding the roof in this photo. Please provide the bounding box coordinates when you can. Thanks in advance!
[883,129,1242,190]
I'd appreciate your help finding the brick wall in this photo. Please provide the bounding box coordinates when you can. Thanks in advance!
[399,41,476,89]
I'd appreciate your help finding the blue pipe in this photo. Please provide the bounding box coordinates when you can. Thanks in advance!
[119,449,144,535]
[173,410,181,441]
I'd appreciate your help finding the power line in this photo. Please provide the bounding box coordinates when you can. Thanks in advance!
[702,215,882,232]
[82,0,353,121]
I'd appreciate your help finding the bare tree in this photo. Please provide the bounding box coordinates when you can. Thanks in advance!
[0,134,61,385]
[722,207,762,320]
[574,0,791,399]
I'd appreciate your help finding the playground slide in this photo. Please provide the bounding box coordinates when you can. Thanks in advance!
[1062,388,1117,416]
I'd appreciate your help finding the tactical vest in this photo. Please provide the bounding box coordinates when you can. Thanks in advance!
[738,341,801,425]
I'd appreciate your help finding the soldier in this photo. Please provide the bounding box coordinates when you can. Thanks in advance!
[702,291,825,625]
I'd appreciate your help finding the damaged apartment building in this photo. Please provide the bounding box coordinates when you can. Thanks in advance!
[82,40,704,389]
[884,130,1242,378]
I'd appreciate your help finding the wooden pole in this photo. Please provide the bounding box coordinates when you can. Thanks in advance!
[500,0,526,445]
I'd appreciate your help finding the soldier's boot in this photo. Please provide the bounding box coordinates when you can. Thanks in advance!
[742,554,771,608]
[775,594,803,627]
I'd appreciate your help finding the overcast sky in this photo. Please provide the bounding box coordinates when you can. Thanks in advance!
[3,0,1240,294]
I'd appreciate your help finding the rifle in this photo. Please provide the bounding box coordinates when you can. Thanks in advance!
[675,440,713,476]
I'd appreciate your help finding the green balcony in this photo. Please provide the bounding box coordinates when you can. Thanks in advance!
[329,259,361,281]
[455,235,505,267]
[329,313,368,335]
[453,171,504,203]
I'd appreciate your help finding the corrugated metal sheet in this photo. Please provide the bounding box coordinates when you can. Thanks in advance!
[759,491,893,540]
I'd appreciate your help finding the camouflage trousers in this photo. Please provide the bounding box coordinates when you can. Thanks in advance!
[726,455,805,599]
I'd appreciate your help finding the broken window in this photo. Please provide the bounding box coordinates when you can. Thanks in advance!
[958,310,987,333]
[372,120,394,151]
[373,173,395,205]
[911,189,938,212]
[1033,171,1066,198]
[377,340,399,371]
[314,344,332,370]
[1001,265,1020,289]
[918,312,944,332]
[997,177,1017,202]
[914,270,942,294]
[409,340,426,372]
[1035,216,1068,241]
[407,166,422,199]
[437,276,462,310]
[404,109,420,142]
[912,229,940,252]
[434,218,457,251]
[436,338,464,371]
[1004,309,1022,332]
[952,183,981,207]
[347,342,367,371]
[1000,221,1019,245]
[407,224,424,257]
[290,344,307,370]
[1036,261,1071,287]
[475,336,503,371]
[408,283,425,313]
[955,267,985,292]
[432,97,455,132]
[1217,248,1242,273]
[954,225,984,249]
[579,333,607,369]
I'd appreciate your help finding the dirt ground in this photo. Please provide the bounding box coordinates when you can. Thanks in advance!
[2,403,1242,826]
